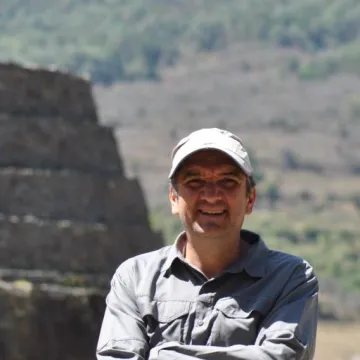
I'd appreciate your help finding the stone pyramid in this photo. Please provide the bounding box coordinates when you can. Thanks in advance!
[0,63,164,282]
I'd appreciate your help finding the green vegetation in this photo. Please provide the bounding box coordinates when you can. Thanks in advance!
[245,212,360,293]
[148,137,360,296]
[150,208,360,294]
[2,0,360,304]
[285,43,360,80]
[2,0,360,83]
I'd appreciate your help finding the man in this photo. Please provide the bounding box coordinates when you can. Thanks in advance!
[97,128,319,360]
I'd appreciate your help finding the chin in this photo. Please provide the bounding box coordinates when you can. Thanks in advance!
[192,225,226,237]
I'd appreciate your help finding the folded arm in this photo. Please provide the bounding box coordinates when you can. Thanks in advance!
[149,261,319,360]
[96,263,149,360]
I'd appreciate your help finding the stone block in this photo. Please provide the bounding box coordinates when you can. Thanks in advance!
[0,170,148,225]
[0,280,105,360]
[0,215,163,274]
[0,63,97,121]
[0,116,123,173]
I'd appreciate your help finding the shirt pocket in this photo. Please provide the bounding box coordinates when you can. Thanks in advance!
[140,299,191,347]
[210,296,267,346]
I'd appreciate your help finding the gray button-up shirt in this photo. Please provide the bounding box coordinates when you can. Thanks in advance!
[97,230,319,360]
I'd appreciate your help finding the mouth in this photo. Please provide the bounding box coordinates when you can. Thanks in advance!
[198,209,227,216]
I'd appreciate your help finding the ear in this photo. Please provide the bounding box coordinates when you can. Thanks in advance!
[169,185,180,215]
[246,187,256,215]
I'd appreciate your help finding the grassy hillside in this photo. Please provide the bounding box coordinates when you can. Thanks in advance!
[1,0,360,83]
[94,41,360,317]
[1,0,360,316]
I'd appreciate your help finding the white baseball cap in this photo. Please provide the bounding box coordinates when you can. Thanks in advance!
[168,128,253,179]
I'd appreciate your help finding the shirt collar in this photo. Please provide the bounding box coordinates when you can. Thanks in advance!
[161,232,187,274]
[225,229,268,278]
[162,229,268,278]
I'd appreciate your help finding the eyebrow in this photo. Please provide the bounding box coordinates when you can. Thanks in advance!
[182,168,244,179]
[182,170,200,179]
[221,170,243,177]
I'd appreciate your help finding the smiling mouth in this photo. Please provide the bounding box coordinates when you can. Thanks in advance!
[198,209,227,216]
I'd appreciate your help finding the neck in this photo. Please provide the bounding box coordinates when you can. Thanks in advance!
[184,232,244,279]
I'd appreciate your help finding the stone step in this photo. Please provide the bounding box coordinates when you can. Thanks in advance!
[0,214,163,274]
[0,63,98,121]
[0,278,105,360]
[0,116,123,174]
[0,169,149,225]
[0,268,110,289]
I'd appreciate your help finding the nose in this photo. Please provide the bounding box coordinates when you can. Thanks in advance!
[201,181,222,201]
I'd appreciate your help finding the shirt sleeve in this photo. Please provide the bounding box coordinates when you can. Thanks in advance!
[149,260,319,360]
[96,263,149,360]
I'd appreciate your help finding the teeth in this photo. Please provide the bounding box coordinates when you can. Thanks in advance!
[200,210,224,215]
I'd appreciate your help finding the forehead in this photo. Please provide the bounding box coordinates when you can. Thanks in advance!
[177,149,241,175]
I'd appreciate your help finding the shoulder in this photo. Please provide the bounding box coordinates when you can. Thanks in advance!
[265,247,319,293]
[267,247,314,274]
[244,229,316,280]
[244,229,318,291]
[112,245,173,286]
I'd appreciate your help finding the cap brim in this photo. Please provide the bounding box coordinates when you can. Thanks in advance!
[168,143,251,179]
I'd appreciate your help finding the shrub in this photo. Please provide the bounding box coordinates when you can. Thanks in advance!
[284,56,301,73]
[353,194,360,211]
[282,149,300,170]
[197,22,227,52]
[346,93,360,120]
[299,190,314,202]
[298,57,340,80]
[268,117,301,132]
[246,148,265,184]
[263,182,281,209]
[142,42,162,80]
[281,149,323,173]
[348,161,360,175]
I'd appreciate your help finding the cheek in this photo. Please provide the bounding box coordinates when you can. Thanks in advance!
[176,197,190,212]
[227,193,248,214]
[178,198,198,221]
[178,189,198,207]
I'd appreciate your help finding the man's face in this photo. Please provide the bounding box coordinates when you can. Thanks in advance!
[169,150,256,239]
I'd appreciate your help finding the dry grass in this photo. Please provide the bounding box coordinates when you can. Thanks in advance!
[316,322,360,360]
[94,42,360,321]
[94,42,360,214]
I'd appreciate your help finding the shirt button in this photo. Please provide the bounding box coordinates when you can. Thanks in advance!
[197,320,204,326]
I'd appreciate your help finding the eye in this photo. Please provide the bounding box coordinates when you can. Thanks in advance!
[185,179,204,189]
[220,178,238,189]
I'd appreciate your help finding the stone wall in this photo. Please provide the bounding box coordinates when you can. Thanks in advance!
[0,63,163,278]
